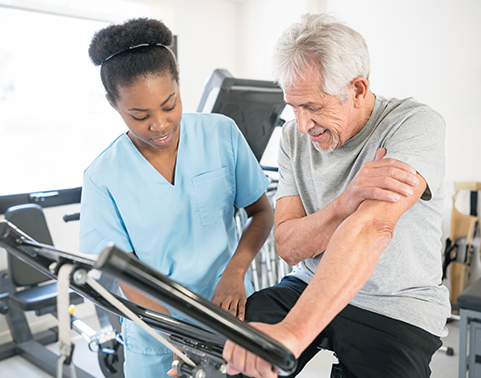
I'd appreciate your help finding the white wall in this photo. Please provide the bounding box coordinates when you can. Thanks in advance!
[235,0,328,80]
[170,0,239,112]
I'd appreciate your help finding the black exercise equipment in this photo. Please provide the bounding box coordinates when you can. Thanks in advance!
[0,203,90,377]
[197,68,286,162]
[0,203,125,377]
[0,219,297,377]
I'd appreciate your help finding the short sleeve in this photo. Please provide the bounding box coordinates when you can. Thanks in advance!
[383,109,445,201]
[79,171,133,255]
[231,121,270,209]
[275,121,299,201]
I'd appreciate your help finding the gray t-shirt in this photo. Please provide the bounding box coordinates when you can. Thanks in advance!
[276,95,450,337]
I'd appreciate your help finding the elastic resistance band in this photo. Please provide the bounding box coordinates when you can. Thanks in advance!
[86,271,196,367]
[57,264,78,378]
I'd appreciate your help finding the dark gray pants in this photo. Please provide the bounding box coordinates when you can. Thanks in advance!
[230,276,442,378]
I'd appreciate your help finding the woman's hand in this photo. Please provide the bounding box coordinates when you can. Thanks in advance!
[211,193,272,321]
[166,347,183,378]
[211,274,247,321]
[167,364,179,378]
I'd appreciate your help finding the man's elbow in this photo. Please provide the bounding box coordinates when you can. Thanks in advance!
[274,228,303,266]
[354,197,408,243]
[357,215,397,253]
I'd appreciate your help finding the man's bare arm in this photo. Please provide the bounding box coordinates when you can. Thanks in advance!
[275,149,419,265]
[224,173,427,377]
[280,172,427,354]
[274,194,343,265]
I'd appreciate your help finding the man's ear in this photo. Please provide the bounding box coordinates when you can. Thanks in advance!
[351,77,369,108]
[105,93,116,109]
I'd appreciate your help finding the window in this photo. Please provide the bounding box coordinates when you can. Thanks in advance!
[0,6,126,212]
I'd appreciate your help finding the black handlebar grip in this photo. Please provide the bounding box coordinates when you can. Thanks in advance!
[63,212,80,222]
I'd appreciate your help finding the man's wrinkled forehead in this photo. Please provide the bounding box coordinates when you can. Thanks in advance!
[279,62,323,89]
[283,75,329,107]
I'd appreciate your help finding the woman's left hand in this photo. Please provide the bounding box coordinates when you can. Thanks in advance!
[166,346,182,378]
[211,275,247,321]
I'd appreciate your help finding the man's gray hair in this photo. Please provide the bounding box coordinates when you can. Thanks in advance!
[272,13,371,103]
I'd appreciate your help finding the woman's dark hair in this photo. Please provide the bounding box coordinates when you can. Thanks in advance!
[88,18,179,104]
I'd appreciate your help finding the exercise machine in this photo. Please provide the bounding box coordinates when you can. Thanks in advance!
[0,204,91,377]
[0,219,297,377]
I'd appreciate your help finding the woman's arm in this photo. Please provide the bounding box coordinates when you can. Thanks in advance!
[211,193,274,320]
[118,252,173,316]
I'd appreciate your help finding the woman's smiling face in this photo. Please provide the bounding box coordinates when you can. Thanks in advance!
[111,73,183,155]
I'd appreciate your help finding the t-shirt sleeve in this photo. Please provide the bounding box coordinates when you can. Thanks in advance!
[383,109,446,201]
[275,121,299,201]
[79,171,133,255]
[230,120,270,209]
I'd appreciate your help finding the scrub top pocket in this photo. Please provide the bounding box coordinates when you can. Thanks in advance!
[193,167,232,225]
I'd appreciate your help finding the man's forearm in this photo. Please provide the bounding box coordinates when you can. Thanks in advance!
[279,200,395,352]
[275,197,346,265]
[279,172,425,351]
[275,150,422,267]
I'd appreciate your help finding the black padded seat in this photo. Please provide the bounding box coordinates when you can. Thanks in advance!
[457,277,481,312]
[9,282,84,314]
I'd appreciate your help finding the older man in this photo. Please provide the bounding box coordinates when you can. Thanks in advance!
[223,13,450,378]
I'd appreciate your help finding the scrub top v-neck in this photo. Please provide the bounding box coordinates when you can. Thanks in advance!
[79,113,269,301]
[126,127,180,187]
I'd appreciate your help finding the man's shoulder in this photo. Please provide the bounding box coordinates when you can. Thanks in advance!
[282,119,298,132]
[280,119,304,142]
[375,95,444,123]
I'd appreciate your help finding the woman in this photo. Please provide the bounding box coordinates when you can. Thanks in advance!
[79,18,273,377]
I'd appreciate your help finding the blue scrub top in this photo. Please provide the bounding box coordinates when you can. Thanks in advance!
[79,113,269,302]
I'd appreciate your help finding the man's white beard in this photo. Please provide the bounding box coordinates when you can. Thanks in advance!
[312,129,338,153]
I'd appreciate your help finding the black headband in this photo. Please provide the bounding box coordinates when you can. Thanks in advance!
[102,43,168,64]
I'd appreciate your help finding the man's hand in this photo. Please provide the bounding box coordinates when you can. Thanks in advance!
[336,148,419,218]
[275,148,420,264]
[223,322,299,378]
[211,274,247,321]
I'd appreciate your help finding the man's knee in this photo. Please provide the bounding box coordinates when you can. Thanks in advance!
[245,277,306,323]
[244,288,284,323]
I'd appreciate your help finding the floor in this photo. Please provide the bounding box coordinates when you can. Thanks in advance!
[0,316,461,377]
